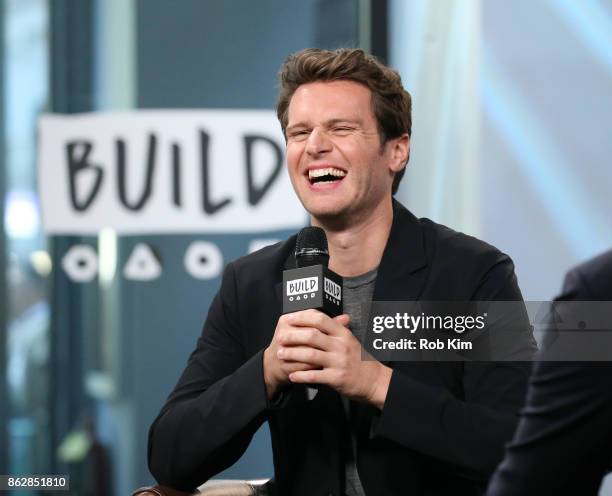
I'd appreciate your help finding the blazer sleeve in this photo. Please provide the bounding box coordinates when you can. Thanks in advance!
[372,255,536,480]
[486,361,612,495]
[485,262,612,495]
[148,262,269,492]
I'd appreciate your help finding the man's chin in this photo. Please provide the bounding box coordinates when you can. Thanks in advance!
[305,204,353,228]
[297,193,358,226]
[301,198,345,217]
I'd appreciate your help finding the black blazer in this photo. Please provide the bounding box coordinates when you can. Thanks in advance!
[148,200,535,496]
[486,249,612,496]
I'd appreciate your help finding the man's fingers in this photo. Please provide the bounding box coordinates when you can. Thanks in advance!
[278,345,330,367]
[279,327,332,350]
[288,369,329,385]
[281,361,318,374]
[287,309,350,336]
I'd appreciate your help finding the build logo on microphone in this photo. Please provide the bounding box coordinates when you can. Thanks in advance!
[324,278,341,305]
[282,266,343,316]
[287,276,318,301]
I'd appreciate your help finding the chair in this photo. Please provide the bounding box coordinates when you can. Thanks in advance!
[132,479,270,496]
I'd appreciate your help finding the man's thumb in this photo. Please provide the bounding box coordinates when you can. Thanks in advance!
[334,313,351,326]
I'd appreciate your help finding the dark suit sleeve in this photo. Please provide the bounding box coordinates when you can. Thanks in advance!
[148,262,269,491]
[373,256,536,480]
[486,362,612,495]
[558,266,594,300]
[486,262,612,495]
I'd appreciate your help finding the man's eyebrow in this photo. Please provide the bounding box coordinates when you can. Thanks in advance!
[285,122,309,133]
[325,118,361,126]
[286,118,362,132]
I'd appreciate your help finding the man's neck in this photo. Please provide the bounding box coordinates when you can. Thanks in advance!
[312,199,393,277]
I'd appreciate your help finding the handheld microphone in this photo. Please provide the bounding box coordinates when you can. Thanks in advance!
[282,227,343,317]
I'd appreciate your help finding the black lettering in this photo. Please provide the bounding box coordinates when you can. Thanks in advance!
[244,135,283,206]
[200,130,232,214]
[66,141,104,211]
[116,134,157,211]
[171,142,181,207]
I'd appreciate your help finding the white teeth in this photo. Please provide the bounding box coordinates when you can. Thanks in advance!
[308,168,347,180]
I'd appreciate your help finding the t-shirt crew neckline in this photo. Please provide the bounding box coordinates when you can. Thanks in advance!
[342,266,379,289]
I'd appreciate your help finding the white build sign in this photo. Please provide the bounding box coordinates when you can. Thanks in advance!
[38,110,305,235]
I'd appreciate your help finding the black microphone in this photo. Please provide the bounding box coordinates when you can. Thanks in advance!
[282,227,343,316]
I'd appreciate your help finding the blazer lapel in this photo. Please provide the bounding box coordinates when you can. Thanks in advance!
[274,234,298,306]
[373,199,428,302]
[354,200,429,439]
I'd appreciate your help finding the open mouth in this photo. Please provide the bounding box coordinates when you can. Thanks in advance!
[308,167,347,185]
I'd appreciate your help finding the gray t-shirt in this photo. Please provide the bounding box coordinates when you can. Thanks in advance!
[341,267,378,496]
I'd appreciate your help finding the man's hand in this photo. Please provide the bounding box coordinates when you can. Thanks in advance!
[264,311,325,399]
[267,309,392,409]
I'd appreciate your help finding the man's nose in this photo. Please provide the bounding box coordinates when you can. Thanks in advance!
[305,128,332,156]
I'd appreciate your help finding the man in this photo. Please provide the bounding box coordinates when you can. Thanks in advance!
[487,249,612,495]
[148,48,535,496]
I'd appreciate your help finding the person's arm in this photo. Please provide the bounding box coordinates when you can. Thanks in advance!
[486,260,612,495]
[372,256,536,480]
[148,263,269,492]
[487,361,612,495]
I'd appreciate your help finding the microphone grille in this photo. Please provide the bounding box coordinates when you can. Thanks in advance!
[295,227,329,268]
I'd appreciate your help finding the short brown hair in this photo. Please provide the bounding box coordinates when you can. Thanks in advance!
[276,48,412,195]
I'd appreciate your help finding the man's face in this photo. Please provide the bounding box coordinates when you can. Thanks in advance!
[285,80,403,224]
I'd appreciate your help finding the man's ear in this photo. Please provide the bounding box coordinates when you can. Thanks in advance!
[389,134,410,173]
